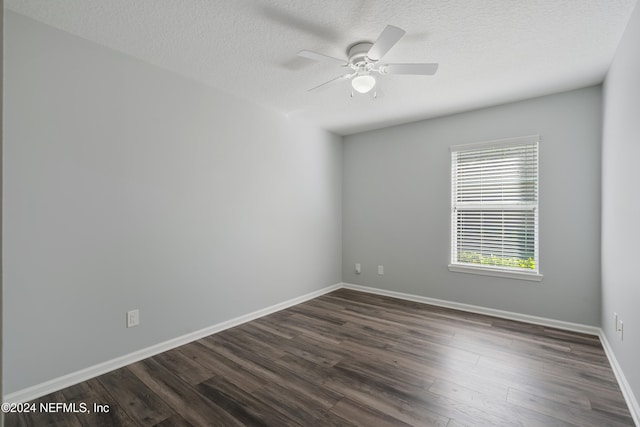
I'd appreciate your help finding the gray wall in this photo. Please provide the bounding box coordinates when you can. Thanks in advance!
[1,1,4,424]
[602,2,640,407]
[3,12,342,394]
[343,86,602,325]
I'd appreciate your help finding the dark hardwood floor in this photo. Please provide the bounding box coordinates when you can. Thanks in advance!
[5,289,635,426]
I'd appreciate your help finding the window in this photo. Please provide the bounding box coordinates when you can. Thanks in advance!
[449,135,542,281]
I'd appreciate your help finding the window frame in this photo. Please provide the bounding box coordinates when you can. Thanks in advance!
[448,135,543,282]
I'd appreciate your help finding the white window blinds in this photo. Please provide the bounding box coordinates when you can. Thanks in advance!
[450,136,539,275]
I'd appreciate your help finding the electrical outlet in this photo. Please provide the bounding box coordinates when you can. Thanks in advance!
[127,309,139,328]
[615,314,624,341]
[355,263,361,274]
[619,320,624,341]
[378,265,384,275]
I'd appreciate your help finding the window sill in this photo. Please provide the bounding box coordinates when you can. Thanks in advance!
[448,264,543,282]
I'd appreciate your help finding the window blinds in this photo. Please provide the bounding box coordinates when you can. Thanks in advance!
[451,136,539,272]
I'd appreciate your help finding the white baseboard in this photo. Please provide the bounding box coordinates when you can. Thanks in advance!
[4,283,342,404]
[341,283,600,335]
[342,282,639,426]
[599,331,640,427]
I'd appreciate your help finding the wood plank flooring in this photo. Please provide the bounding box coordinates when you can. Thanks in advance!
[5,289,635,426]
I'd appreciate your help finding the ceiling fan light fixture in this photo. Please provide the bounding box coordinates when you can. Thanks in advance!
[351,74,376,94]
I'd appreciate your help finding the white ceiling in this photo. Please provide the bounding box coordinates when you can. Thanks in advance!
[6,0,638,135]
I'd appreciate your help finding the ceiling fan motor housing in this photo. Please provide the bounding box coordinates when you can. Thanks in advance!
[348,42,374,66]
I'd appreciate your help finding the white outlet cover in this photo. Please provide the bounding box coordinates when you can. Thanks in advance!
[620,320,624,341]
[127,309,139,328]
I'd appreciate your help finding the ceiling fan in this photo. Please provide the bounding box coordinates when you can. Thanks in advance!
[298,25,438,96]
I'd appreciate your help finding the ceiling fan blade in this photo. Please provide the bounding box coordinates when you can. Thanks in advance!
[366,25,406,61]
[298,50,347,65]
[307,74,351,92]
[382,63,439,75]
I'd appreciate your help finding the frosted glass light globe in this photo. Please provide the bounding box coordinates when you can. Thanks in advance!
[351,74,376,94]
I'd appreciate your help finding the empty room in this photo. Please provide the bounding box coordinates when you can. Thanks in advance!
[2,0,640,426]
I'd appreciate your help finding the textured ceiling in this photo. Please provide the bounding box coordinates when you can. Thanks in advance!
[6,0,638,135]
